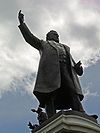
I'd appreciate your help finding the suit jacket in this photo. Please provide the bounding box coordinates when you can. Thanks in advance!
[18,23,84,102]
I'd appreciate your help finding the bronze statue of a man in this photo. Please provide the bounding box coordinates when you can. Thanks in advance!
[18,10,85,118]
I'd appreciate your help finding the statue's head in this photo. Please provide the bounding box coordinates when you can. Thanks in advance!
[46,30,59,43]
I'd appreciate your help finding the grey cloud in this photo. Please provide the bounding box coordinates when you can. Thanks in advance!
[0,0,18,23]
[0,71,36,97]
[9,72,36,94]
[80,0,100,12]
[22,0,72,36]
[69,23,100,48]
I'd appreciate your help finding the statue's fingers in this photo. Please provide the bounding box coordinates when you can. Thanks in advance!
[18,10,23,17]
[79,61,82,65]
[77,61,81,65]
[19,10,21,14]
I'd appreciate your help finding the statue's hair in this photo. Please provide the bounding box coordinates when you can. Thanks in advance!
[46,30,59,38]
[46,30,59,43]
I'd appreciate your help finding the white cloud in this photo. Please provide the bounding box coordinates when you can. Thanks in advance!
[0,45,39,97]
[82,82,100,102]
[0,24,39,96]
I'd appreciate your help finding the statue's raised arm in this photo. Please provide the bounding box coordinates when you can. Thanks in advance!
[18,10,42,50]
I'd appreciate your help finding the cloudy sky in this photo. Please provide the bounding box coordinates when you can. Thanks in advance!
[0,0,100,132]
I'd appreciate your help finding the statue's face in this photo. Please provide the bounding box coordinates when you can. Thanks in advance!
[46,30,59,43]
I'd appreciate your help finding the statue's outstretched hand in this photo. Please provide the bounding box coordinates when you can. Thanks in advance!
[74,61,83,76]
[18,10,24,24]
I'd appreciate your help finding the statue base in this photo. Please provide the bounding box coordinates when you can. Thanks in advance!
[32,110,100,133]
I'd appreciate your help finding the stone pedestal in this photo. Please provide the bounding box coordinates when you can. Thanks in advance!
[32,111,100,133]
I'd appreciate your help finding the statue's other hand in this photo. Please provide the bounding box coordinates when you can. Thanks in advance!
[18,10,24,24]
[74,61,83,76]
